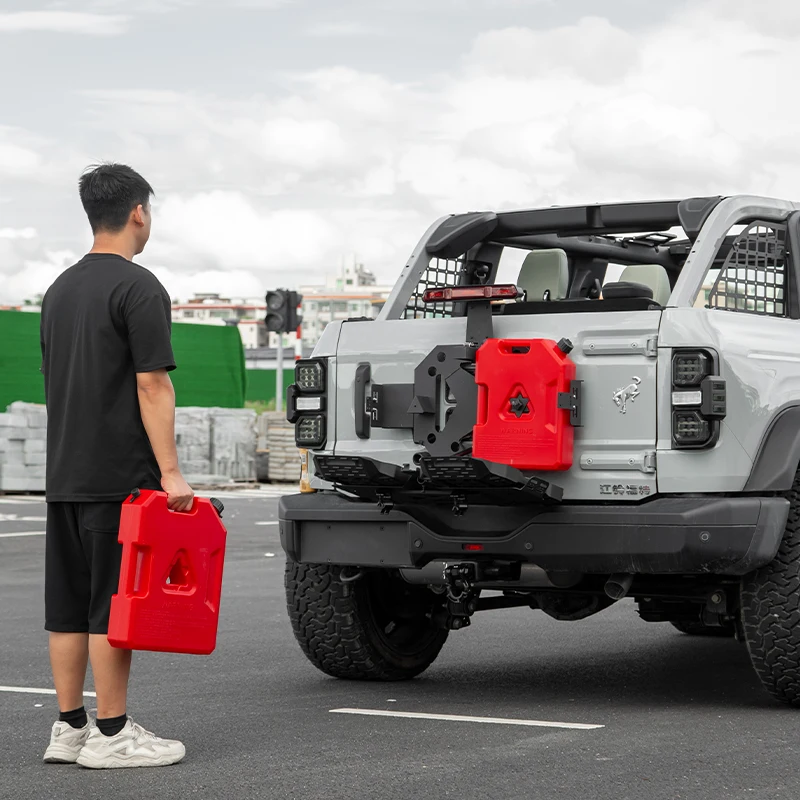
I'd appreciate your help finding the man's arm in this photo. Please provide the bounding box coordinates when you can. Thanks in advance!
[136,369,193,511]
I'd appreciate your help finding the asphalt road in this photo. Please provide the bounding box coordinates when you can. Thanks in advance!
[1,489,798,800]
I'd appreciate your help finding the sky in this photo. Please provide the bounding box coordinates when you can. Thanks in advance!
[1,0,799,303]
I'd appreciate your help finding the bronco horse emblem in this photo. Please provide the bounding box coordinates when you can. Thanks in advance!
[613,376,642,414]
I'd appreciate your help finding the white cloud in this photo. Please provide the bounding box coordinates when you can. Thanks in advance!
[0,228,37,240]
[0,126,92,186]
[259,118,348,169]
[6,0,800,304]
[148,267,267,303]
[397,144,535,210]
[89,0,289,11]
[466,17,639,84]
[143,191,424,291]
[306,21,378,38]
[0,249,77,304]
[0,12,129,36]
[0,142,43,178]
[150,191,340,272]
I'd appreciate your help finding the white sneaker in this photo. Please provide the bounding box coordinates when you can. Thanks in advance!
[43,718,95,764]
[76,718,185,769]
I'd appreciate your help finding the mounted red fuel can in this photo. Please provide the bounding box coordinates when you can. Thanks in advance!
[472,338,580,471]
[108,489,227,656]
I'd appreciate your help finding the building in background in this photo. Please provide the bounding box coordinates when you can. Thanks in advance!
[694,275,717,308]
[169,259,393,351]
[299,259,393,346]
[171,294,276,350]
[1,297,43,314]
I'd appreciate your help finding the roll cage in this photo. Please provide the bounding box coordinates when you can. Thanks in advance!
[378,195,800,321]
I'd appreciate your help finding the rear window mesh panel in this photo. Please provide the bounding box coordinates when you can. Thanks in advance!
[707,221,787,316]
[402,257,467,319]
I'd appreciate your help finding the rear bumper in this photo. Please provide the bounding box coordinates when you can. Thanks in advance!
[278,493,790,576]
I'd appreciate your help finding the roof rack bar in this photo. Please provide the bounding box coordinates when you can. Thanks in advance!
[494,201,684,238]
[494,233,678,270]
[493,197,724,241]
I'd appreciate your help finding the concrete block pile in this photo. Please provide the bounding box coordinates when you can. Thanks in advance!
[264,411,301,483]
[0,402,47,492]
[210,408,257,483]
[174,408,213,478]
[175,407,257,485]
[0,402,260,493]
[255,412,270,482]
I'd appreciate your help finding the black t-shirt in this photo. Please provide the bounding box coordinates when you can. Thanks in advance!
[40,253,176,502]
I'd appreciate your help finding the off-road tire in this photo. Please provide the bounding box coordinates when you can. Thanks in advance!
[285,562,449,681]
[670,620,735,637]
[740,474,800,706]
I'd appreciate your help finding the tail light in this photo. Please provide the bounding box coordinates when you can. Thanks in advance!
[671,350,726,449]
[287,358,328,450]
[296,415,326,447]
[673,411,711,446]
[422,284,520,303]
[672,352,711,386]
[296,360,325,392]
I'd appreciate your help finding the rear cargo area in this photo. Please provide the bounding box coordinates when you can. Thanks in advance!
[329,307,661,501]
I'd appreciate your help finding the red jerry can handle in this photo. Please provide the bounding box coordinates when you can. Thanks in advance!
[127,487,225,518]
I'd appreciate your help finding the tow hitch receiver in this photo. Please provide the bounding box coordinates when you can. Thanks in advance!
[433,563,480,631]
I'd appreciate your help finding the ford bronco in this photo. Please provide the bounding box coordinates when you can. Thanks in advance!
[279,195,800,706]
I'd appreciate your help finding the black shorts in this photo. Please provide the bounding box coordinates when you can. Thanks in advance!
[45,502,123,635]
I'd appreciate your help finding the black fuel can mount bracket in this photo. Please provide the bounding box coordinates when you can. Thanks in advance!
[557,380,584,427]
[408,345,478,458]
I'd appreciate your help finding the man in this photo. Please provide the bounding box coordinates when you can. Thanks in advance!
[40,163,194,769]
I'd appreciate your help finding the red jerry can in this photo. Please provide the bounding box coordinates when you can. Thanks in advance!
[472,338,577,471]
[108,489,227,655]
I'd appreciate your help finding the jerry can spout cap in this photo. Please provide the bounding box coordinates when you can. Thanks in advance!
[210,497,224,518]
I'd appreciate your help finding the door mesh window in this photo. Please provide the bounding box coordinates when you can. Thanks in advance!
[707,221,787,317]
[402,257,466,320]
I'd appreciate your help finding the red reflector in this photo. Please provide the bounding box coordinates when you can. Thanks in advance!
[422,284,519,304]
[462,544,484,552]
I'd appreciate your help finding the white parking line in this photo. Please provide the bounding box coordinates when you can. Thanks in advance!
[0,514,47,522]
[195,486,296,500]
[1,488,296,503]
[0,686,96,698]
[0,531,45,538]
[329,708,604,730]
[255,521,279,526]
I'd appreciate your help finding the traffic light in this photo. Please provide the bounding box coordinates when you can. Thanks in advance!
[265,289,289,332]
[287,291,303,332]
[265,289,303,334]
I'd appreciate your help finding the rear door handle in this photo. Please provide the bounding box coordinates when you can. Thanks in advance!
[354,364,371,439]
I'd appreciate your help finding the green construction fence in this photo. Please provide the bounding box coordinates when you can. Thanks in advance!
[244,368,295,407]
[0,310,247,409]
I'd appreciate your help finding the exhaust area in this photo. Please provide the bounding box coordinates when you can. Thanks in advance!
[399,561,583,590]
[604,573,634,601]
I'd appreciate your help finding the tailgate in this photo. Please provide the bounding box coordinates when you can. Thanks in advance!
[333,310,661,501]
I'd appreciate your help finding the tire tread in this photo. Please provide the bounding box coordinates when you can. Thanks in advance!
[285,562,445,681]
[741,474,800,706]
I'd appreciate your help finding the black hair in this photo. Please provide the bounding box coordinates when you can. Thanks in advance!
[78,163,154,234]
